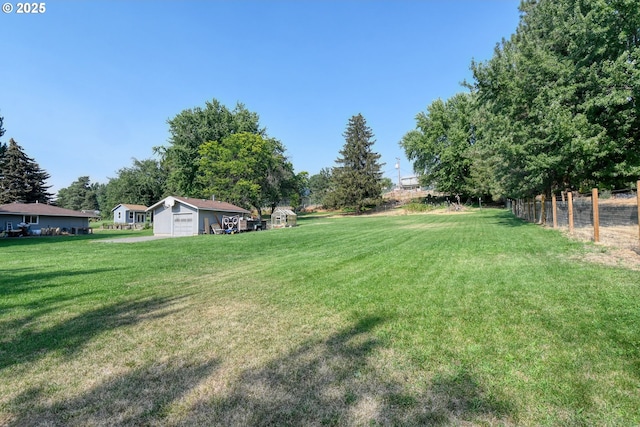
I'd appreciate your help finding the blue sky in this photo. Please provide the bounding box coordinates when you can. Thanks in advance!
[1,1,521,194]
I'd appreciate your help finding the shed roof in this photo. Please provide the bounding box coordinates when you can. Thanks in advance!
[0,202,96,218]
[273,208,296,216]
[147,196,250,214]
[111,203,148,212]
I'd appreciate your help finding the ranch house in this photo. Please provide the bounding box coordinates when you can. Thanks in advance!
[0,202,95,236]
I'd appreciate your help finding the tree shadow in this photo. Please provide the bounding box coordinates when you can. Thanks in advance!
[490,210,529,227]
[180,315,514,426]
[8,357,220,427]
[0,295,186,371]
[0,231,153,247]
[0,267,119,298]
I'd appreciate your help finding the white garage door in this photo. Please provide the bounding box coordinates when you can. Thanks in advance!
[173,213,193,236]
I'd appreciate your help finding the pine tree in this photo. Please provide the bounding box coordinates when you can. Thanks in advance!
[0,115,6,160]
[0,138,53,204]
[56,176,99,211]
[332,114,384,214]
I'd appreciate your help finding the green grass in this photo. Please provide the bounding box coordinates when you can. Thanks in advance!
[1,209,639,426]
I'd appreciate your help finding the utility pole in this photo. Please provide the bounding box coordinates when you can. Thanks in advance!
[395,158,401,190]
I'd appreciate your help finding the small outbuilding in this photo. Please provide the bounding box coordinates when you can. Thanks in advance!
[146,196,251,237]
[271,208,297,228]
[112,203,150,225]
[0,202,95,236]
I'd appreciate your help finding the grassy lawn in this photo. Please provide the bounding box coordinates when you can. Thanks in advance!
[1,209,639,426]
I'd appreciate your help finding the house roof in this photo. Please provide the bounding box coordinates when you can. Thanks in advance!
[111,203,148,212]
[0,202,96,218]
[147,196,251,214]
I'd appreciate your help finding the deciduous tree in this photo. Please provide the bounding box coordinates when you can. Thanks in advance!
[308,168,333,206]
[471,0,640,196]
[158,99,263,197]
[400,93,478,197]
[198,132,289,218]
[104,158,167,215]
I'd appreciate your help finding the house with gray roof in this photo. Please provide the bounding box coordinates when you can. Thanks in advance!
[146,196,251,237]
[0,202,95,235]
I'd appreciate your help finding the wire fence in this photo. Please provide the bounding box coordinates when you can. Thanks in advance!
[508,181,640,252]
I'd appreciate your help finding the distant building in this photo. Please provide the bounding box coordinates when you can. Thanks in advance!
[400,176,420,190]
[112,204,150,225]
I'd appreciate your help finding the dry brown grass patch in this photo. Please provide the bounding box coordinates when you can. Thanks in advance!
[565,226,640,270]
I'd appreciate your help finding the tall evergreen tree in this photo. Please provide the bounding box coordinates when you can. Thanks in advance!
[0,138,53,204]
[331,114,384,214]
[56,176,100,211]
[0,115,6,161]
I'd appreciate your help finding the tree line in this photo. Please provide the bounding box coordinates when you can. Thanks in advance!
[9,0,632,212]
[401,0,640,200]
[0,104,387,217]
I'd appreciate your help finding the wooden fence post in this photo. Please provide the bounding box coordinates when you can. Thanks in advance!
[637,180,640,242]
[568,191,574,234]
[552,195,558,228]
[541,194,546,225]
[592,188,599,243]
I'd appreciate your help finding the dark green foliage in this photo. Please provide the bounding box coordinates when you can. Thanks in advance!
[56,176,100,212]
[404,0,640,199]
[158,99,263,197]
[159,98,299,214]
[400,93,480,197]
[331,114,384,214]
[103,158,167,215]
[308,168,333,206]
[0,138,52,204]
[470,0,640,197]
[0,115,6,161]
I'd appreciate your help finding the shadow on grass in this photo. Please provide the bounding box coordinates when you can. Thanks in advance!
[0,296,185,371]
[0,267,119,298]
[180,315,514,426]
[8,357,220,427]
[489,210,529,227]
[0,230,152,246]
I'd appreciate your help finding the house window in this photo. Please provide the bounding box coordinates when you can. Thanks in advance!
[6,222,12,231]
[118,212,122,220]
[23,215,39,225]
[128,211,134,221]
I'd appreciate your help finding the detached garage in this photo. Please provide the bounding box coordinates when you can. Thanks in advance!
[147,196,250,237]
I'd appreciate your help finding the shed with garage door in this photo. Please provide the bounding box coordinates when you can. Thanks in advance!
[146,196,251,237]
